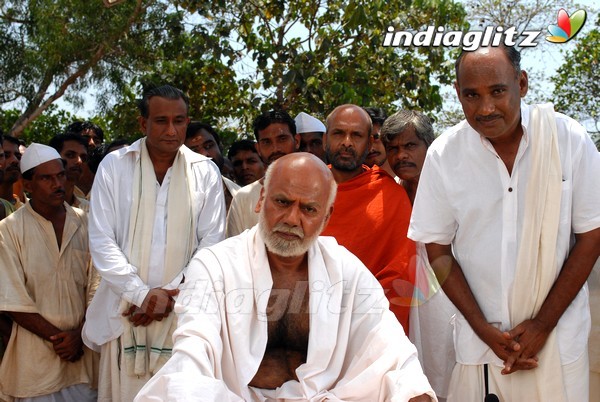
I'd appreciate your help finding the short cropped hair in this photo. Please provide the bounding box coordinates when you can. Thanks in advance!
[381,110,435,148]
[138,85,189,118]
[252,110,296,141]
[228,139,259,160]
[49,133,88,153]
[363,107,388,126]
[64,121,105,143]
[2,135,20,147]
[186,121,221,148]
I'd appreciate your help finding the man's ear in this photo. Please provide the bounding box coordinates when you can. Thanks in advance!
[323,205,334,228]
[519,70,529,98]
[294,134,301,151]
[254,186,265,213]
[454,80,460,99]
[138,116,147,136]
[22,179,32,194]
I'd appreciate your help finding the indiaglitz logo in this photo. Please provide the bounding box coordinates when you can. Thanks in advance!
[546,9,587,43]
[383,8,587,49]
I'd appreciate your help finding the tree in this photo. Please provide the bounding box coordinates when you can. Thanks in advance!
[0,105,78,144]
[176,0,467,127]
[0,0,182,137]
[434,0,589,132]
[552,14,599,148]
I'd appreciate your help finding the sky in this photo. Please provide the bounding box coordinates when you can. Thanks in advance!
[53,0,598,129]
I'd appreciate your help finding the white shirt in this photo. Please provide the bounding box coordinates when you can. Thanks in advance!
[225,179,262,237]
[409,103,600,365]
[135,227,436,401]
[83,140,226,350]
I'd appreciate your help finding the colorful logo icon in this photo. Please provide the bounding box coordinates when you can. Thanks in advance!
[546,8,587,43]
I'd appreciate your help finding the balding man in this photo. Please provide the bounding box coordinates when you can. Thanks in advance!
[321,104,416,332]
[410,46,600,401]
[136,153,436,402]
[226,110,299,237]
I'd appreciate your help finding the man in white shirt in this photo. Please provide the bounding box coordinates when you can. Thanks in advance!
[409,45,600,401]
[226,110,299,237]
[83,85,226,401]
[136,152,436,402]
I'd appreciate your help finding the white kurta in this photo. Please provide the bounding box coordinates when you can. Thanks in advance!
[82,140,226,351]
[135,227,437,401]
[0,203,95,398]
[409,102,600,367]
[225,180,261,237]
[409,242,456,399]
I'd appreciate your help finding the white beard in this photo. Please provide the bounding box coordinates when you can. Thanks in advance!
[258,208,324,258]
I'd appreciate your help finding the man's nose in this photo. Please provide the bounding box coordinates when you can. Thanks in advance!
[283,205,301,227]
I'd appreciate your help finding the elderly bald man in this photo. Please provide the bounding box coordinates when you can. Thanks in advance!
[136,152,436,402]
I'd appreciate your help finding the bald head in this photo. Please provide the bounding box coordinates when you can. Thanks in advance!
[324,105,373,178]
[258,152,337,258]
[326,104,372,134]
[264,152,336,209]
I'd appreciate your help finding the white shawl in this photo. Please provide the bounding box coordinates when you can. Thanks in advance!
[122,138,196,376]
[509,103,565,401]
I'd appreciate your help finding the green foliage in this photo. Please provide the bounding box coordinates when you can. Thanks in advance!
[0,0,174,137]
[0,105,77,144]
[175,0,467,133]
[552,14,600,147]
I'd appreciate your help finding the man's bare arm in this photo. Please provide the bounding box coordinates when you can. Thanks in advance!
[8,312,62,342]
[505,227,600,372]
[8,312,84,361]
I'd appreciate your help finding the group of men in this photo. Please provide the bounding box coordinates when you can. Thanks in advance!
[0,44,598,402]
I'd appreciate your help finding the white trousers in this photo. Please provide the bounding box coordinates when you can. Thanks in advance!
[447,350,589,402]
[98,339,153,402]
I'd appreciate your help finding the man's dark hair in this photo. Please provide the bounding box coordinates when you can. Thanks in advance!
[381,110,435,148]
[252,110,296,141]
[186,121,221,148]
[137,85,189,118]
[0,131,3,146]
[363,107,388,126]
[65,121,105,143]
[455,45,521,80]
[228,139,259,160]
[3,135,20,147]
[49,133,88,153]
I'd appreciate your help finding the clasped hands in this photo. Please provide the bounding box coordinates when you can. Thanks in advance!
[49,325,84,362]
[483,318,552,375]
[123,288,179,327]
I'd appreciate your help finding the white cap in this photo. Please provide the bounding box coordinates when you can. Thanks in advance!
[295,112,326,134]
[20,143,62,173]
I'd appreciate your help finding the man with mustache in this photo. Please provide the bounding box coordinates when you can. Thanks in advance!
[382,110,456,402]
[82,85,226,401]
[409,45,600,401]
[363,107,396,177]
[136,153,436,402]
[228,139,266,187]
[49,133,90,211]
[65,120,105,199]
[226,110,299,237]
[0,143,97,401]
[320,104,416,332]
[0,135,24,211]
